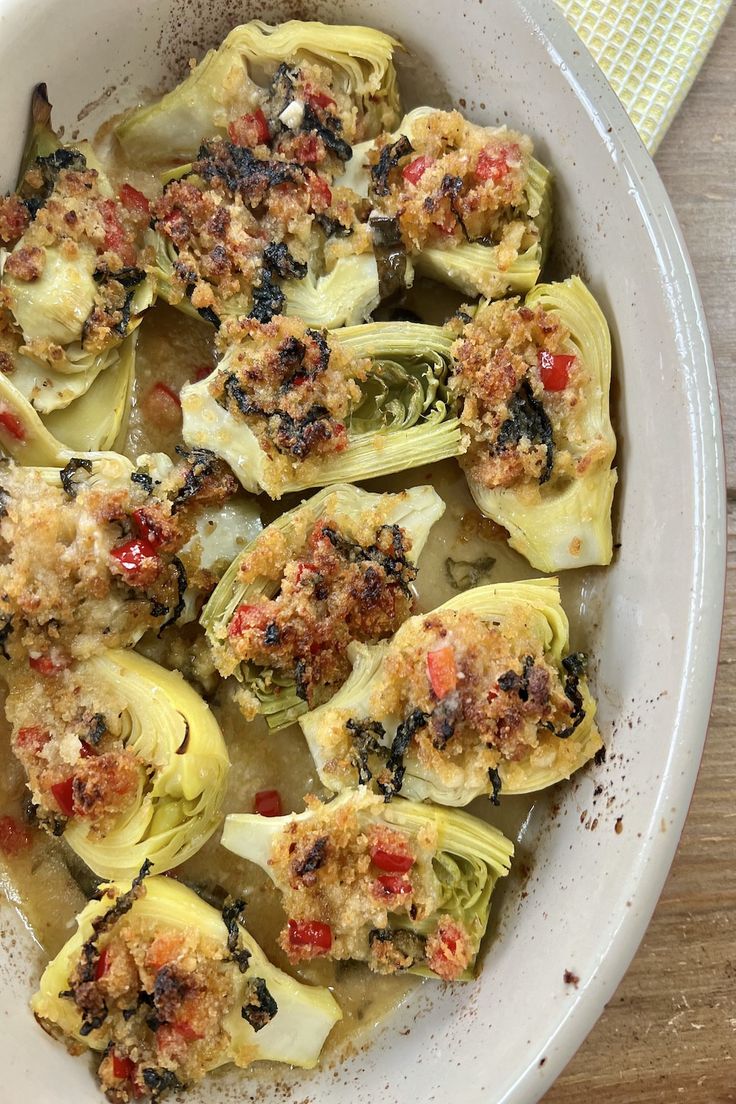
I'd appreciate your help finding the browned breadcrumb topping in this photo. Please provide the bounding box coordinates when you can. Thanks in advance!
[0,452,236,664]
[211,316,368,463]
[2,161,146,353]
[269,793,472,978]
[6,665,140,835]
[224,518,415,707]
[66,907,236,1101]
[362,609,582,788]
[368,110,535,262]
[151,137,365,317]
[449,299,579,490]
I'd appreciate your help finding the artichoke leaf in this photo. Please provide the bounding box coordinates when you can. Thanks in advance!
[63,649,230,879]
[201,483,445,730]
[43,332,137,452]
[116,20,401,166]
[181,320,462,497]
[6,241,98,347]
[0,365,136,469]
[467,276,617,572]
[222,788,513,980]
[299,578,603,805]
[32,875,341,1071]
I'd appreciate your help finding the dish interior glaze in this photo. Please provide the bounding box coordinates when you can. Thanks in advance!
[0,2,724,1104]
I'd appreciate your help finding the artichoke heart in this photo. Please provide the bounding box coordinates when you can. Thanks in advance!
[223,788,513,981]
[181,319,462,498]
[299,577,603,805]
[6,242,97,347]
[454,276,617,571]
[201,482,445,730]
[115,20,401,165]
[340,105,552,301]
[32,874,341,1092]
[60,650,230,879]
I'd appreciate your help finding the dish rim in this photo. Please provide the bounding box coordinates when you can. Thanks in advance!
[507,3,726,1099]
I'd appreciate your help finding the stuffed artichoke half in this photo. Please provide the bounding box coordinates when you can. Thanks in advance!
[120,21,402,330]
[299,577,602,806]
[449,276,617,571]
[7,649,230,879]
[181,318,461,497]
[115,20,401,166]
[0,87,153,444]
[340,105,552,300]
[201,483,445,730]
[32,873,341,1100]
[223,788,513,981]
[0,452,259,667]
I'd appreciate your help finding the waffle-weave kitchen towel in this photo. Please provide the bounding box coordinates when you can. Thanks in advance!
[557,0,732,151]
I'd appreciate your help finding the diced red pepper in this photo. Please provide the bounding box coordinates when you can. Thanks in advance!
[426,646,457,699]
[402,155,434,185]
[16,725,50,752]
[475,144,519,183]
[51,777,75,818]
[287,919,332,951]
[294,561,318,585]
[289,133,321,164]
[254,789,283,817]
[152,381,181,409]
[119,184,150,217]
[370,846,414,873]
[538,349,575,392]
[307,171,332,210]
[132,509,166,550]
[0,409,25,442]
[99,199,135,265]
[112,1053,135,1081]
[228,108,270,147]
[79,741,97,759]
[171,1020,204,1042]
[304,86,336,111]
[0,815,32,856]
[109,537,158,576]
[29,654,68,676]
[194,364,213,382]
[94,947,110,981]
[228,603,269,637]
[373,874,413,897]
[332,423,347,451]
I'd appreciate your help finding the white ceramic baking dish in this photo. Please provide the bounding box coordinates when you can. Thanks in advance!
[0,1,725,1102]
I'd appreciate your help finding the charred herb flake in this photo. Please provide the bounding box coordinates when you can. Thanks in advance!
[222,898,251,973]
[371,135,413,196]
[241,977,278,1032]
[495,379,554,484]
[59,457,93,499]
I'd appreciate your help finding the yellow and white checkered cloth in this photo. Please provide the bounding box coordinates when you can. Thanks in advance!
[557,0,732,151]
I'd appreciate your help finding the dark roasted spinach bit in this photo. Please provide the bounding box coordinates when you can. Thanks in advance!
[320,523,417,596]
[141,1068,183,1099]
[263,241,308,280]
[497,655,535,699]
[170,446,219,513]
[241,976,278,1032]
[157,556,187,635]
[222,898,251,973]
[488,766,502,806]
[301,103,352,162]
[495,379,554,484]
[444,555,496,592]
[346,717,387,785]
[370,135,413,196]
[370,214,409,301]
[293,836,328,880]
[195,141,303,198]
[378,708,428,801]
[59,457,92,499]
[130,470,154,494]
[248,266,286,323]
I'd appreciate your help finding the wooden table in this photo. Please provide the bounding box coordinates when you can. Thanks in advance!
[543,10,736,1102]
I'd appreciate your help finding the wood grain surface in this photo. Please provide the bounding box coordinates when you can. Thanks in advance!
[543,9,736,1102]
